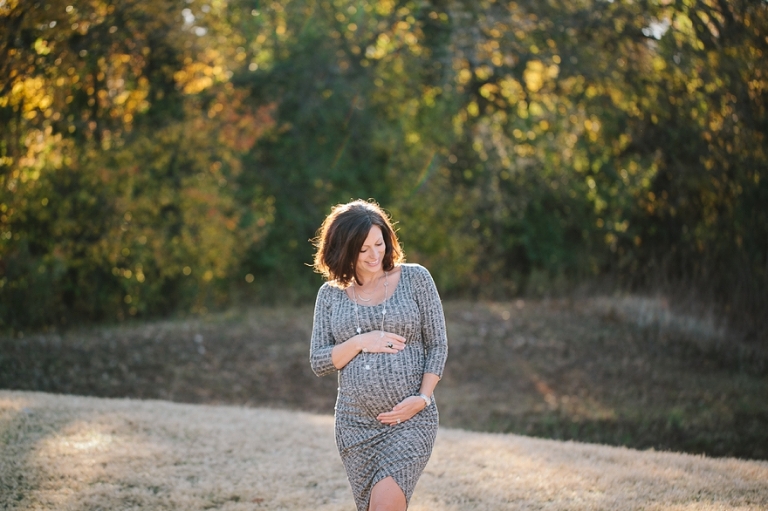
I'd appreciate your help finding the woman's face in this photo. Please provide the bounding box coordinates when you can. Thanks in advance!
[356,225,385,277]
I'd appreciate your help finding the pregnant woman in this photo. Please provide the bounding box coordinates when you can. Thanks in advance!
[309,200,448,511]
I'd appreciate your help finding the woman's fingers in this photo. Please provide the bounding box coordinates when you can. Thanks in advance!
[386,332,406,343]
[383,332,406,351]
[360,331,406,353]
[377,411,403,425]
[376,397,424,424]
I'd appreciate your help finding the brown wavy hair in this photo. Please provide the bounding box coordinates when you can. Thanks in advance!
[312,200,404,288]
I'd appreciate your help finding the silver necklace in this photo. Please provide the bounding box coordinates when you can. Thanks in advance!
[352,271,389,336]
[353,275,383,302]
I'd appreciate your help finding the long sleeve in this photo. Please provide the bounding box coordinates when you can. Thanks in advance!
[411,265,448,378]
[310,283,338,377]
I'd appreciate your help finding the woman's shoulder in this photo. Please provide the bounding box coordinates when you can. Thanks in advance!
[399,263,441,301]
[399,263,436,286]
[316,281,345,302]
[399,262,431,277]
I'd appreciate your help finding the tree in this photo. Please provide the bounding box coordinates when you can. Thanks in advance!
[0,0,273,327]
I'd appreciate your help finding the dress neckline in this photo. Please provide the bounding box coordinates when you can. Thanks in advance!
[342,265,405,308]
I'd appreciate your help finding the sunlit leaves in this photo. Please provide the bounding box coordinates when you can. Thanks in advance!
[0,0,276,327]
[523,60,556,93]
[175,49,230,95]
[1,0,765,327]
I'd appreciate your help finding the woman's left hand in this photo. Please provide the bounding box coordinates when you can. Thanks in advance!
[376,396,427,426]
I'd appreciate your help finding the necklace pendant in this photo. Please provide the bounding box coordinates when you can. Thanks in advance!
[382,309,386,315]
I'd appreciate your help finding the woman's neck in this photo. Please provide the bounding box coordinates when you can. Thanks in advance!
[355,269,385,287]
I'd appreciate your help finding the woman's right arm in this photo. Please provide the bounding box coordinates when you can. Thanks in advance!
[309,285,339,377]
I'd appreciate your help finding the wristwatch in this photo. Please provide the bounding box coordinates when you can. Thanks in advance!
[417,393,432,407]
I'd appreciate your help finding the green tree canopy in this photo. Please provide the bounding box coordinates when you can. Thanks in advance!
[2,0,766,334]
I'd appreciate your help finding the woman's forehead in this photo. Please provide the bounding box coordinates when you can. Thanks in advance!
[362,225,383,242]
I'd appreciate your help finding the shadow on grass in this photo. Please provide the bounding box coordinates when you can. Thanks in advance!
[485,409,768,460]
[0,309,337,411]
[2,300,767,461]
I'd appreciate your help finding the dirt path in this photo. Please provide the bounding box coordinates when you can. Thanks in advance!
[1,390,766,510]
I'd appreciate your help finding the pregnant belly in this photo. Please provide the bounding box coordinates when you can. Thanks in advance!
[339,349,424,417]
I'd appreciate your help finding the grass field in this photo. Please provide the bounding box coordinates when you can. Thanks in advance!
[2,390,767,510]
[1,296,767,460]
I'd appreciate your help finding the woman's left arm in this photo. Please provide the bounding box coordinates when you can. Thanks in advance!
[413,265,449,379]
[377,265,448,425]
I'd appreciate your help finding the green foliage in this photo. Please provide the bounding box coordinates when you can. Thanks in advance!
[0,0,273,327]
[1,0,766,332]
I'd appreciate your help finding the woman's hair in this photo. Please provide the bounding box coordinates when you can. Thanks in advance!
[312,199,404,287]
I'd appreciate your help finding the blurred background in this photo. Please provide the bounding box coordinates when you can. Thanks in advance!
[1,0,767,459]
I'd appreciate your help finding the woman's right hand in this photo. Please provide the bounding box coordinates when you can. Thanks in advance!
[357,331,406,354]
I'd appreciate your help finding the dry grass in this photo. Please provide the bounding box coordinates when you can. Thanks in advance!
[2,296,767,459]
[1,390,766,511]
[438,298,768,459]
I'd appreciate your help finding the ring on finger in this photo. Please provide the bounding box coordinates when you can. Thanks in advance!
[396,418,401,424]
[386,342,393,348]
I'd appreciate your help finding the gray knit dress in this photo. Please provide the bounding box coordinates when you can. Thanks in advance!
[310,263,448,510]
